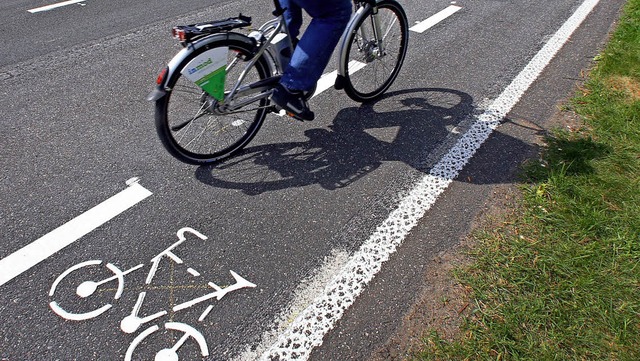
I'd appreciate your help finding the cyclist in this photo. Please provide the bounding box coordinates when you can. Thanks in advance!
[270,0,352,121]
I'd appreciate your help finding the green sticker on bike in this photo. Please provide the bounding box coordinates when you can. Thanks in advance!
[181,47,228,101]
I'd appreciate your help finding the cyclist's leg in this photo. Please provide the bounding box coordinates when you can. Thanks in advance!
[280,0,352,91]
[278,0,303,39]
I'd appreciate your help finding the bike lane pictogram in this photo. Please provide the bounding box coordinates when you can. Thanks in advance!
[48,227,256,360]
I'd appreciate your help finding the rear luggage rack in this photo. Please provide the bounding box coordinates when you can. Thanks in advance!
[172,14,252,43]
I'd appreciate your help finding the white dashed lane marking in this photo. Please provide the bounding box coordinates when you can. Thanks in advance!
[410,5,463,33]
[28,0,87,13]
[0,179,152,287]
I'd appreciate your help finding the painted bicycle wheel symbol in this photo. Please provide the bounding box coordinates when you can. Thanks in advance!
[126,322,209,361]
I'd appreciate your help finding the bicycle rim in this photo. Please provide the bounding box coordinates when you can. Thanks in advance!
[156,42,270,165]
[343,1,408,102]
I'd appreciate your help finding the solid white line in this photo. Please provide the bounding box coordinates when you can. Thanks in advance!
[259,0,601,358]
[28,0,86,13]
[410,5,462,33]
[0,181,152,287]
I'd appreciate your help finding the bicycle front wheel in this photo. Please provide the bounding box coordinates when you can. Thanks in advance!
[155,37,272,165]
[342,0,408,102]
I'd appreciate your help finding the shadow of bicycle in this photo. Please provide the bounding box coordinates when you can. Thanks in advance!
[195,88,476,195]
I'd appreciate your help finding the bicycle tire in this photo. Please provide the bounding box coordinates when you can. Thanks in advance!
[155,37,272,165]
[342,0,408,102]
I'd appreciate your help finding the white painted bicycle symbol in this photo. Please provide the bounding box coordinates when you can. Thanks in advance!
[48,227,256,360]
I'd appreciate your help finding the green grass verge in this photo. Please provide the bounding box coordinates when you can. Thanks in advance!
[414,1,640,360]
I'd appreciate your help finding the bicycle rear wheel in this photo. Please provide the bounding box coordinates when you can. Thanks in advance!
[155,38,272,165]
[342,0,408,102]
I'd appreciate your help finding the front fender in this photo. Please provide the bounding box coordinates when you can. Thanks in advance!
[336,4,370,78]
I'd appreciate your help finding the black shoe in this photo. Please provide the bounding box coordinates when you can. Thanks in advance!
[271,84,315,121]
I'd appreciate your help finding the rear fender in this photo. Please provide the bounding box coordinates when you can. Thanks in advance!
[146,32,259,101]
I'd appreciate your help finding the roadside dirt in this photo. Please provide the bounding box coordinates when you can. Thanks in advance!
[369,183,522,360]
[369,106,585,360]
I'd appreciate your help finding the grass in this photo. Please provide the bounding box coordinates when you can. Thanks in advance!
[414,0,640,360]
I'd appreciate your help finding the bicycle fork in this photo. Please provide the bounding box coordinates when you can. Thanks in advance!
[335,1,378,89]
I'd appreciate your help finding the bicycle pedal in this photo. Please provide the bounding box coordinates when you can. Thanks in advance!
[269,106,300,120]
[285,112,306,122]
[269,95,311,121]
[269,105,292,118]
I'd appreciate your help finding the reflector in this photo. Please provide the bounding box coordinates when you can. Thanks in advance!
[172,27,186,42]
[156,68,168,85]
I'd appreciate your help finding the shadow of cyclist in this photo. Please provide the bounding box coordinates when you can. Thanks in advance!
[195,87,479,195]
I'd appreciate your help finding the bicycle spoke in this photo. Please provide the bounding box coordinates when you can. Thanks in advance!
[182,118,213,150]
[171,106,208,131]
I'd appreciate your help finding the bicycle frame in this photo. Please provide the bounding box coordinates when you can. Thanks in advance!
[148,0,385,112]
[222,16,291,110]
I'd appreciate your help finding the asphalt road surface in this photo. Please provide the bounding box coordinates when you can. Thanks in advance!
[0,0,626,359]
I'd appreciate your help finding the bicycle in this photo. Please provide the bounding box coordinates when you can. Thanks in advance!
[148,0,409,165]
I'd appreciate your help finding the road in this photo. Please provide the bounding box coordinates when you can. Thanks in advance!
[0,0,625,359]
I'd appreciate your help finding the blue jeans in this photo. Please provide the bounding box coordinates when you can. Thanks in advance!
[278,0,352,91]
